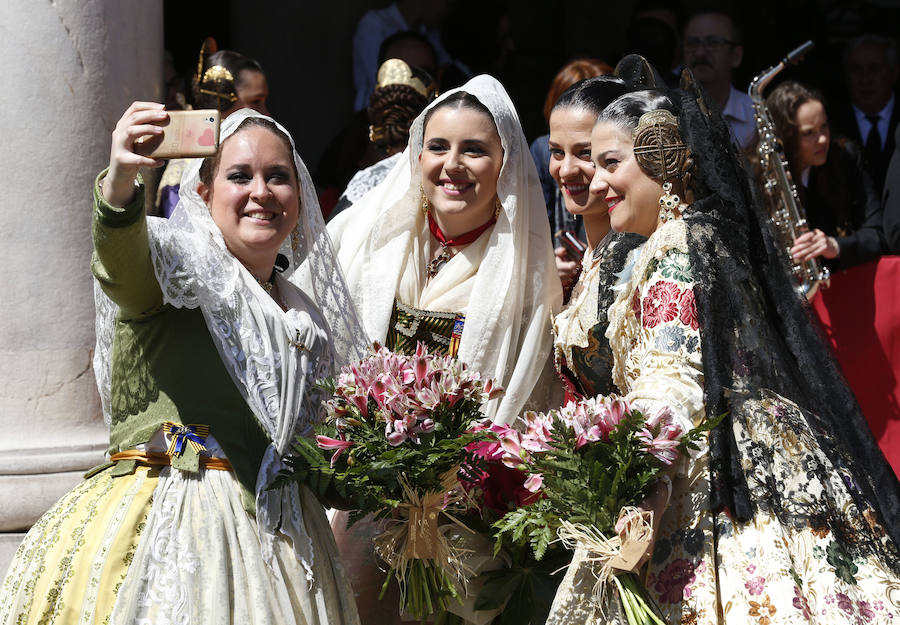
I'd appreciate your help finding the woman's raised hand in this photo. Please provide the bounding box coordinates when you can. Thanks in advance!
[101,102,168,207]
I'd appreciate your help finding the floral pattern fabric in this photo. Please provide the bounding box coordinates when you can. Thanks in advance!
[551,218,900,624]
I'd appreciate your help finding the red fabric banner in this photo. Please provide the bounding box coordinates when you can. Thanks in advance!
[811,257,900,478]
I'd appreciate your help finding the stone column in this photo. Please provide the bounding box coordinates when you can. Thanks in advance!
[0,0,162,573]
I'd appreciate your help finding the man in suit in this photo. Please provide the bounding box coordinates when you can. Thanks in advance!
[882,122,900,252]
[836,35,899,193]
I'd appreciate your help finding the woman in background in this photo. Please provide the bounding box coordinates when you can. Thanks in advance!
[156,40,270,217]
[529,58,614,292]
[751,80,885,271]
[328,58,435,221]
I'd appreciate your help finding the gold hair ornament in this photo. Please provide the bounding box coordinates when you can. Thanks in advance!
[369,124,386,143]
[195,37,238,106]
[633,109,691,222]
[376,59,436,100]
[632,110,689,182]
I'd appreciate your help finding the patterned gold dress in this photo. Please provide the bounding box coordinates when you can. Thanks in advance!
[549,218,900,624]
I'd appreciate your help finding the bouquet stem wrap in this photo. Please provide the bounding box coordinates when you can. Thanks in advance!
[549,508,664,625]
[374,468,473,618]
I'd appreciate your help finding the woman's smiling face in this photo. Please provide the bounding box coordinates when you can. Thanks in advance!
[589,121,664,237]
[419,105,503,233]
[549,106,609,220]
[198,125,299,270]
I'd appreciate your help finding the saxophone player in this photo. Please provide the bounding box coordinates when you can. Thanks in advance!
[750,81,886,271]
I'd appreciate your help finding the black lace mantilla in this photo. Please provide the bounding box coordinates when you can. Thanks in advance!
[671,72,900,571]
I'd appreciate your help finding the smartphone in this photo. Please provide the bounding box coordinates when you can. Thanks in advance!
[134,109,220,159]
[556,230,587,261]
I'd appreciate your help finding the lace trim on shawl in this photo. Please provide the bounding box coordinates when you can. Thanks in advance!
[553,246,601,369]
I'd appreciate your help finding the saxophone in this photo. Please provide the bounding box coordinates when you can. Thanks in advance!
[748,41,830,299]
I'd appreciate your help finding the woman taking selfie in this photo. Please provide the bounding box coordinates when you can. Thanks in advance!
[0,104,364,624]
[156,41,271,217]
[548,80,900,623]
[328,74,561,621]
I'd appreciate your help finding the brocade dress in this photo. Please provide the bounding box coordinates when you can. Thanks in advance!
[0,177,360,625]
[550,218,900,624]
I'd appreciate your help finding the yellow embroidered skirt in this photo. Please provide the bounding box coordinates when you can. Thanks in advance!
[0,466,156,625]
[0,463,360,625]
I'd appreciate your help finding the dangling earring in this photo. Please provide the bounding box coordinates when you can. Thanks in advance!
[658,182,680,223]
[420,186,430,216]
[494,196,503,219]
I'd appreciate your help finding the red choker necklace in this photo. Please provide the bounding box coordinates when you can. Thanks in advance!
[426,214,497,277]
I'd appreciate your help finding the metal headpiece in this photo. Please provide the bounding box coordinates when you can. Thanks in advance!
[195,37,238,106]
[375,59,436,100]
[632,110,690,182]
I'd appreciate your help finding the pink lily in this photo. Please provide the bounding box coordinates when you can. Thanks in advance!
[316,435,354,467]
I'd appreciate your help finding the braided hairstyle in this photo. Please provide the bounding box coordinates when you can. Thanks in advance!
[367,83,430,155]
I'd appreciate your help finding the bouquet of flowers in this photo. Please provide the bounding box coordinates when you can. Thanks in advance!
[273,342,502,621]
[450,422,570,625]
[488,395,714,625]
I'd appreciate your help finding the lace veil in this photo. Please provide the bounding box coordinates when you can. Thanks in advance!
[92,108,369,573]
[667,73,900,561]
[328,75,563,424]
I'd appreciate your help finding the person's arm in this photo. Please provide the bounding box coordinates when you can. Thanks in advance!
[611,226,705,569]
[833,144,886,267]
[882,124,900,253]
[92,102,168,319]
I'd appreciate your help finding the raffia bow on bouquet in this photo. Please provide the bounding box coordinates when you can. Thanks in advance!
[547,509,661,625]
[271,342,503,621]
[488,395,718,625]
[373,469,476,618]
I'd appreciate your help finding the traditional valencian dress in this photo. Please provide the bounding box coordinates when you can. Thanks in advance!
[550,217,900,624]
[327,75,563,623]
[329,74,563,424]
[0,110,365,625]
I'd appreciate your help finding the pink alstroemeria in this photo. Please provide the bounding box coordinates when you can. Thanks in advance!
[523,473,543,493]
[482,378,504,402]
[316,435,354,466]
[521,411,554,453]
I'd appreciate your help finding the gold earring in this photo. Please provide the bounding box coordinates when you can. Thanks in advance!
[658,182,679,223]
[494,196,502,219]
[420,186,430,216]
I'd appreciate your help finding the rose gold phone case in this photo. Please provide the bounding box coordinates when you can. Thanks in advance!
[135,109,220,159]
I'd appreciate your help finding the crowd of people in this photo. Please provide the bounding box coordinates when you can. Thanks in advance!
[2,6,900,625]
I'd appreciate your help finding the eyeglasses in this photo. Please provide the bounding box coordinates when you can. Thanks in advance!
[684,36,738,51]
